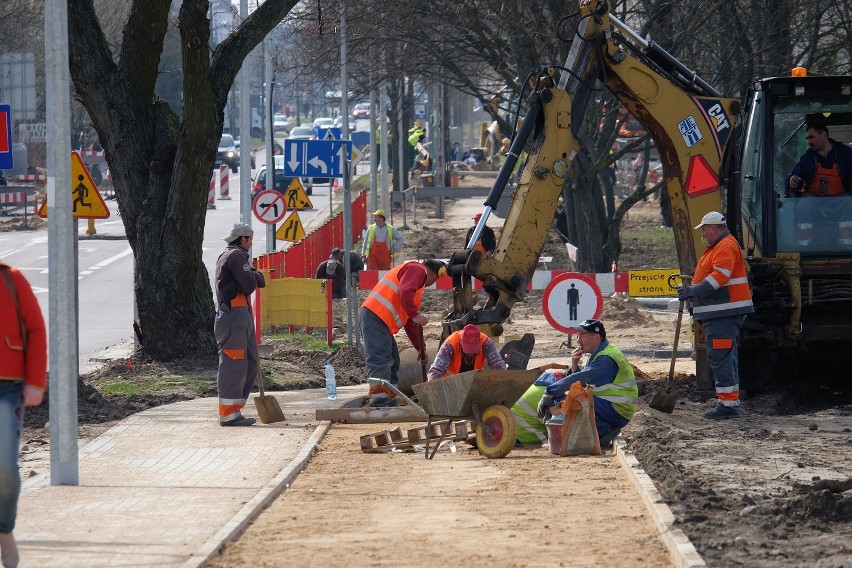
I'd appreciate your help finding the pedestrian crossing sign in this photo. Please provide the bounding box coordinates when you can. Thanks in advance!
[284,178,313,210]
[38,151,110,219]
[275,211,306,242]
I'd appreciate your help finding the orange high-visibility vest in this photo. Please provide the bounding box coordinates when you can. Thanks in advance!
[361,261,423,333]
[692,233,753,320]
[443,330,487,376]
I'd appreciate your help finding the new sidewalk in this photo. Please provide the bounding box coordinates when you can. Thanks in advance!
[16,386,364,568]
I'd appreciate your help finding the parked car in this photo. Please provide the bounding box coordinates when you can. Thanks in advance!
[273,113,289,134]
[216,134,239,172]
[334,116,355,131]
[312,117,335,129]
[351,102,371,120]
[251,155,313,203]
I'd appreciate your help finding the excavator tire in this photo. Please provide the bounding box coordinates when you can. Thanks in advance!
[475,405,517,459]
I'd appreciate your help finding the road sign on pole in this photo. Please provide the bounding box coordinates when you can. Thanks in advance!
[0,104,13,169]
[252,189,287,224]
[542,272,603,334]
[284,139,352,179]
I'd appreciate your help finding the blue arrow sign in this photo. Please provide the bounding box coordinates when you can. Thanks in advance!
[284,139,352,179]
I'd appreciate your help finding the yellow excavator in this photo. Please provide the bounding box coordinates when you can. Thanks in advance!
[442,0,852,392]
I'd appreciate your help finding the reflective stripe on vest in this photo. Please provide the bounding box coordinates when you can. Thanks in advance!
[511,385,548,443]
[444,331,487,376]
[692,233,753,319]
[361,262,422,334]
[364,223,395,257]
[591,344,638,419]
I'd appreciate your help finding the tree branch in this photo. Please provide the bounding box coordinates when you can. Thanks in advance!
[119,0,171,99]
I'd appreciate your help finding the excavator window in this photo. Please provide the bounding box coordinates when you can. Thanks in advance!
[771,99,852,254]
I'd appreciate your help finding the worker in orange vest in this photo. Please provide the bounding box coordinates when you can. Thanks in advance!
[427,324,507,381]
[360,259,446,406]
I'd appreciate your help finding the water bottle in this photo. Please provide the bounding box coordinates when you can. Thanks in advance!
[325,361,337,400]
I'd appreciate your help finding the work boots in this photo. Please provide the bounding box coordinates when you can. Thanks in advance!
[704,404,742,420]
[0,532,19,568]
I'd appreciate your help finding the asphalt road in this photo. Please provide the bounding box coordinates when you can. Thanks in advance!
[0,150,336,368]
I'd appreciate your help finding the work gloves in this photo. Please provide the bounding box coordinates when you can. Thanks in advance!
[537,394,554,420]
[677,285,695,300]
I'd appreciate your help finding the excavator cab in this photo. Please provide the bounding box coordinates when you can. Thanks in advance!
[732,74,852,390]
[737,75,852,257]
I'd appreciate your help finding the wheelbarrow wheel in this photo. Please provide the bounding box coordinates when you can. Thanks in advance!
[475,405,517,459]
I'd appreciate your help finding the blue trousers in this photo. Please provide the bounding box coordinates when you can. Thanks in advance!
[0,381,24,534]
[701,315,744,407]
[359,308,400,384]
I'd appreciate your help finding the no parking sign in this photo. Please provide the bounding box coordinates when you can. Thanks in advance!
[542,272,603,334]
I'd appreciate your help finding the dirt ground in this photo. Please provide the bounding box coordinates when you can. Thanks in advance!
[20,198,852,567]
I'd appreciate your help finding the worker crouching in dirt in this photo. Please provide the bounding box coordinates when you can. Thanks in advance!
[314,249,347,299]
[215,223,266,427]
[427,324,507,381]
[532,319,638,446]
[360,259,446,407]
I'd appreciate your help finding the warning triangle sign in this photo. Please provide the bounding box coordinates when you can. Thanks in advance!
[38,151,110,219]
[284,178,313,210]
[684,154,719,198]
[275,211,306,243]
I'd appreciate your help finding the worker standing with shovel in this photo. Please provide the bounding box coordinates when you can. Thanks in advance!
[215,223,266,426]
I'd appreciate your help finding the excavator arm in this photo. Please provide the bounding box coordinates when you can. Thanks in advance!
[443,0,741,341]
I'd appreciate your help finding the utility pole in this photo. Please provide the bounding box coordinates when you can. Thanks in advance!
[239,0,251,227]
[45,0,79,486]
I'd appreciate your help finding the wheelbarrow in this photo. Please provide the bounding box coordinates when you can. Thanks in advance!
[372,369,539,459]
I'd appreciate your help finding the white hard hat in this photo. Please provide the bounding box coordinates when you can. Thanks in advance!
[694,211,726,229]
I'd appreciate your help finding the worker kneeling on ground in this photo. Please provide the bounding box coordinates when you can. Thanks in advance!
[427,324,507,381]
[530,319,638,447]
[360,258,446,407]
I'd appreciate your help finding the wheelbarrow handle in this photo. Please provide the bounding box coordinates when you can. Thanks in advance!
[367,378,425,413]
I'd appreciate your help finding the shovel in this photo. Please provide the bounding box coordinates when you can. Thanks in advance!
[649,299,685,414]
[417,324,428,382]
[253,344,286,424]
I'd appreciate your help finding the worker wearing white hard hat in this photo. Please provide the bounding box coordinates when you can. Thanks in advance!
[362,209,404,270]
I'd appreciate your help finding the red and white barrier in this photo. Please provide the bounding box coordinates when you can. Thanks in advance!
[13,174,46,183]
[357,270,629,295]
[207,170,216,209]
[0,192,28,204]
[77,150,106,158]
[219,164,230,200]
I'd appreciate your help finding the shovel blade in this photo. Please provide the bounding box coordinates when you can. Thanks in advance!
[254,394,287,424]
[649,388,678,414]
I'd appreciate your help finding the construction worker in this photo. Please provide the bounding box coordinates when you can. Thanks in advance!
[214,223,266,427]
[678,211,754,419]
[536,319,637,446]
[408,119,426,170]
[361,209,404,270]
[314,248,347,299]
[426,324,507,381]
[465,213,497,255]
[360,258,446,407]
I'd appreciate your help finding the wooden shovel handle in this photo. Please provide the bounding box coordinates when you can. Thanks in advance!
[418,325,428,382]
[668,300,685,387]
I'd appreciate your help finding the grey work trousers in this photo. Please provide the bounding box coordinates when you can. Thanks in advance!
[215,304,258,422]
[359,307,401,385]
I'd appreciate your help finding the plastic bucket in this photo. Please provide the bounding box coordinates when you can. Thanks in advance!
[546,420,565,456]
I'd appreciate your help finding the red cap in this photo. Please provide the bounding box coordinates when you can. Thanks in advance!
[461,324,482,355]
[473,213,482,221]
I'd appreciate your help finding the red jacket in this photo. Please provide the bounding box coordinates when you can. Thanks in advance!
[0,263,47,390]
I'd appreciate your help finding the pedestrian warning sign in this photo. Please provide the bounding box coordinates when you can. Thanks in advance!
[38,151,110,219]
[284,178,313,210]
[276,211,306,242]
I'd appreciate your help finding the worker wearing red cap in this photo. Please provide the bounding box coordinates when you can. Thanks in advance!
[427,324,507,380]
[465,213,497,255]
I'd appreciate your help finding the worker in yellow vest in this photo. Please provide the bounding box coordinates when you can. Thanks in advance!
[362,209,404,270]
